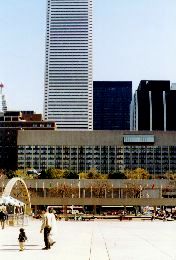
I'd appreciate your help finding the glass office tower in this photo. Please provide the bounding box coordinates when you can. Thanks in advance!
[93,81,132,130]
[44,0,93,129]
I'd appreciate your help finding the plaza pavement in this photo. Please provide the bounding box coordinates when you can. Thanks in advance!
[0,218,176,260]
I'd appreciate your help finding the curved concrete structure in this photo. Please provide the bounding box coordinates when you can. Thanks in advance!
[2,177,31,214]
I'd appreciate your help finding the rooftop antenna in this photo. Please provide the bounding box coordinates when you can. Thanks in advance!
[0,82,7,112]
[0,82,4,94]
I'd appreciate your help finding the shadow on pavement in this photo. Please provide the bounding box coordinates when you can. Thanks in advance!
[3,244,40,246]
[0,248,41,251]
[1,244,41,251]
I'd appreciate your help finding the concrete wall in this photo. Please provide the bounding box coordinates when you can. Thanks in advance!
[30,197,176,206]
[17,130,176,146]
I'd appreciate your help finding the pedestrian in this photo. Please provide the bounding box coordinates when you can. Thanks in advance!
[49,208,57,246]
[151,213,155,221]
[4,210,9,225]
[0,209,6,229]
[18,228,27,251]
[119,214,123,221]
[40,207,52,250]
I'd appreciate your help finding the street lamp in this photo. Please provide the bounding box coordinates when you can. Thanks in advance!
[111,184,114,199]
[78,174,81,198]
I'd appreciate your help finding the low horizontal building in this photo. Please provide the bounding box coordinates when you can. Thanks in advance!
[17,130,176,176]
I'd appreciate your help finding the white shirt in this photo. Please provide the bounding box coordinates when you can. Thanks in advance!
[41,212,53,230]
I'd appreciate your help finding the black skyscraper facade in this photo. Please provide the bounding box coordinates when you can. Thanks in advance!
[131,80,176,131]
[93,81,132,130]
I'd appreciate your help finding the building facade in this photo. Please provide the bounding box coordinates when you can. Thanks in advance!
[17,130,176,176]
[44,0,93,129]
[0,111,55,170]
[93,81,132,130]
[130,80,176,131]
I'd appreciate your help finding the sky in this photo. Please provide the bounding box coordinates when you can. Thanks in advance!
[0,0,176,113]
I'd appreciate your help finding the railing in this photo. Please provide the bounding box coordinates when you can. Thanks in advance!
[1,179,176,200]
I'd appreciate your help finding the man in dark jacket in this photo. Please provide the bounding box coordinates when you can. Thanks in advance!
[0,209,6,229]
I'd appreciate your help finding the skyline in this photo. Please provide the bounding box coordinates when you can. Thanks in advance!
[0,0,176,113]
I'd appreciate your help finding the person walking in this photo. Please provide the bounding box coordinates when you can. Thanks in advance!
[49,208,57,246]
[0,209,6,229]
[40,208,52,250]
[18,228,27,251]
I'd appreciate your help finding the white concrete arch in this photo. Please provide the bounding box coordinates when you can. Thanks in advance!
[2,177,31,214]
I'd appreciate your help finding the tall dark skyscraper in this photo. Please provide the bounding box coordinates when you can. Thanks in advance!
[93,81,132,130]
[131,80,176,131]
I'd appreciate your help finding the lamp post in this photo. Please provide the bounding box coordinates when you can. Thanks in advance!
[78,174,81,198]
[111,184,114,199]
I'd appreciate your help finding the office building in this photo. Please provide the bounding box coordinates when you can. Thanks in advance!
[17,130,176,176]
[93,81,132,130]
[130,80,176,131]
[44,0,93,129]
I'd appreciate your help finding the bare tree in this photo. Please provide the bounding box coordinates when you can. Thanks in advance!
[48,183,79,198]
[89,180,111,198]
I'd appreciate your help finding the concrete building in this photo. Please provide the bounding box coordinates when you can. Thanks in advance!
[17,130,176,176]
[93,81,132,130]
[0,111,56,170]
[130,80,176,131]
[44,0,93,130]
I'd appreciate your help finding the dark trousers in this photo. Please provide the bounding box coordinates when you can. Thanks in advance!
[0,220,5,229]
[44,227,51,249]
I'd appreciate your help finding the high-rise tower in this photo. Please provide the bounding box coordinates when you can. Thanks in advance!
[44,0,93,129]
[130,80,176,131]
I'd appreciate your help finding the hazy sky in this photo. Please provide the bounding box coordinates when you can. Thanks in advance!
[0,0,176,113]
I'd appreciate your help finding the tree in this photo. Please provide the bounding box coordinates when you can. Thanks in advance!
[89,180,111,198]
[164,171,176,180]
[0,169,7,180]
[14,170,28,178]
[39,168,65,179]
[108,171,127,179]
[48,183,78,198]
[63,169,79,179]
[124,182,142,198]
[79,171,87,179]
[124,168,150,179]
[80,168,108,179]
[5,170,16,179]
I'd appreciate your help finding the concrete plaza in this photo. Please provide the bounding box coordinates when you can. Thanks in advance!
[0,218,176,260]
